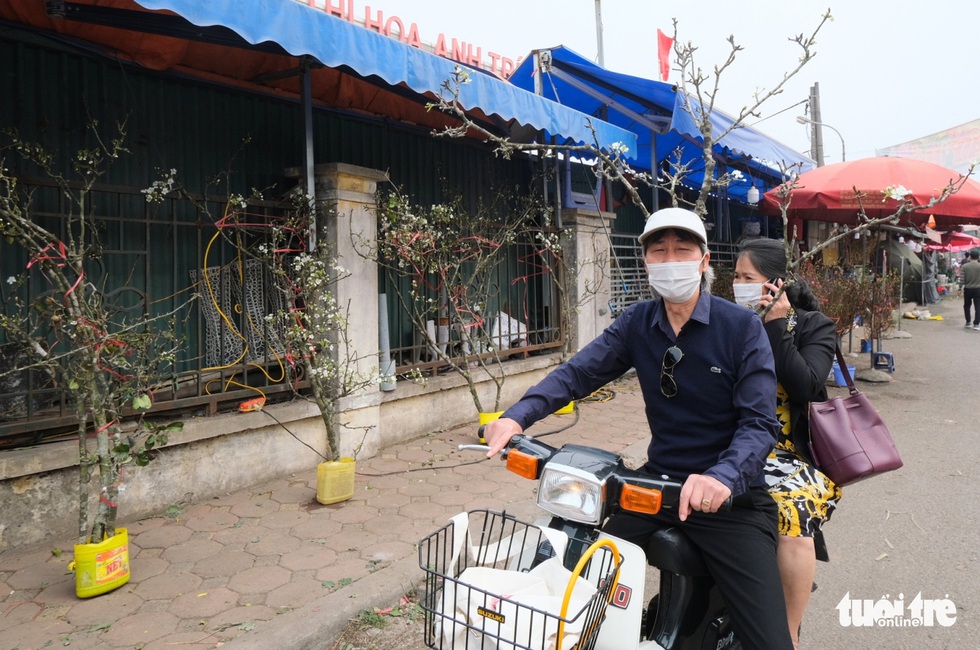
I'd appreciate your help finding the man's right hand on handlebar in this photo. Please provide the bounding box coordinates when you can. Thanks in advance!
[483,417,524,458]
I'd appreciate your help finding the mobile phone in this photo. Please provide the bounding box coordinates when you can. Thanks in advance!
[766,277,783,297]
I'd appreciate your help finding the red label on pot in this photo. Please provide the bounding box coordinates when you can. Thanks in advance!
[95,545,128,584]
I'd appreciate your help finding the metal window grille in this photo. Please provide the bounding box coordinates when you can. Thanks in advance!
[1,182,563,447]
[0,180,298,448]
[609,234,651,316]
[383,228,564,375]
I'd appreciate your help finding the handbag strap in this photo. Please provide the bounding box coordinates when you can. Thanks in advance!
[833,343,859,396]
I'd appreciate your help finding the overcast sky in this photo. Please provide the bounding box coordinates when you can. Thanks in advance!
[367,0,978,165]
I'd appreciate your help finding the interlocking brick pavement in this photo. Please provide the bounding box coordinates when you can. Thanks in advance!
[0,375,647,649]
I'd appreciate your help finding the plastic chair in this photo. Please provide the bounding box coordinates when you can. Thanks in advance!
[871,351,895,373]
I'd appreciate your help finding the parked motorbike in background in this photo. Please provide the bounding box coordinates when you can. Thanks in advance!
[417,430,741,650]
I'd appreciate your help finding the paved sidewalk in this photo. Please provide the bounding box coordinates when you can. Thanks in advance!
[0,377,650,650]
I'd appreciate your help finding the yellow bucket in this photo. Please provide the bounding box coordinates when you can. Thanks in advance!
[316,457,356,505]
[477,411,503,443]
[73,527,130,598]
[554,401,575,415]
[478,411,504,426]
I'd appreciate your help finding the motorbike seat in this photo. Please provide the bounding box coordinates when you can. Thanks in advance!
[646,526,710,577]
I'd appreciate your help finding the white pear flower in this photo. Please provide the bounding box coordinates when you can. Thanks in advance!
[883,185,912,202]
[610,142,629,155]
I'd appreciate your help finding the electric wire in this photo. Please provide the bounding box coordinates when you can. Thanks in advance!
[747,98,808,127]
[260,407,329,461]
[580,387,616,403]
[258,401,595,477]
[355,406,582,477]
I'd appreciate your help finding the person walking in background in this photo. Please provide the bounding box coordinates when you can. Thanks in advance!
[958,249,980,329]
[733,239,841,649]
[952,252,968,283]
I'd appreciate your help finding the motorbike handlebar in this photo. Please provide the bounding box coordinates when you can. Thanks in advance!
[472,426,735,513]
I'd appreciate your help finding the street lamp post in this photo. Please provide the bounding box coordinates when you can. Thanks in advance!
[797,115,846,163]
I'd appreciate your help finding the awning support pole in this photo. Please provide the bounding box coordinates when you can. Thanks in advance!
[301,56,317,251]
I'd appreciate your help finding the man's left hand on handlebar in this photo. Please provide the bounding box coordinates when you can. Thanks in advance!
[678,474,732,521]
[483,418,523,458]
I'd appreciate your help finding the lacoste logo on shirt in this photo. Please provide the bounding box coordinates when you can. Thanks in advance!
[710,367,722,373]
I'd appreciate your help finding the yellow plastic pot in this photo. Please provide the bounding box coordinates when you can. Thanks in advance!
[316,457,356,505]
[73,527,130,598]
[478,411,504,426]
[477,411,503,443]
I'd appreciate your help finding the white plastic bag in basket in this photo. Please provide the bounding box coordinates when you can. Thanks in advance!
[492,593,593,650]
[466,568,595,650]
[436,520,597,649]
[527,557,596,601]
[499,557,598,650]
[439,566,550,649]
[435,512,573,649]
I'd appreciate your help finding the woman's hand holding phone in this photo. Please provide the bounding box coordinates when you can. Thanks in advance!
[759,277,790,322]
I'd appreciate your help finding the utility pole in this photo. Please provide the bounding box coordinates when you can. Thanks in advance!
[594,0,605,66]
[808,82,825,167]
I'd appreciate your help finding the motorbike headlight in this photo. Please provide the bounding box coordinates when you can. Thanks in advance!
[536,465,606,525]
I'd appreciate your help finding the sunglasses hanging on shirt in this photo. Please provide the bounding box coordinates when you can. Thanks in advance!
[660,345,684,398]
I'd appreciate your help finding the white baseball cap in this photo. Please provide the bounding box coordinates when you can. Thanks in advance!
[638,207,707,246]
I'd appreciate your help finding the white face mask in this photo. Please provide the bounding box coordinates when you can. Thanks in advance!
[732,282,765,309]
[647,256,704,303]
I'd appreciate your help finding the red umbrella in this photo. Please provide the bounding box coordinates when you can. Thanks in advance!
[924,231,980,252]
[759,157,980,228]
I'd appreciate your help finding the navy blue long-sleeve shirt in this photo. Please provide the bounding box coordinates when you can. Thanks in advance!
[502,292,779,495]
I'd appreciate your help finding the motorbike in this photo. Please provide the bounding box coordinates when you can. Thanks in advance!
[417,430,741,650]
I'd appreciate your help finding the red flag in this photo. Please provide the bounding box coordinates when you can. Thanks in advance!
[657,29,673,82]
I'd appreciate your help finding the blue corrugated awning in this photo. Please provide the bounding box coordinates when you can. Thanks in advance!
[130,0,637,153]
[508,46,814,203]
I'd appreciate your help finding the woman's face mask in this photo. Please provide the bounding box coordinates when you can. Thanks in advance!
[647,255,705,303]
[732,282,765,309]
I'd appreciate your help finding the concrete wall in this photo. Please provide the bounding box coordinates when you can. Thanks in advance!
[0,164,608,550]
[0,356,555,550]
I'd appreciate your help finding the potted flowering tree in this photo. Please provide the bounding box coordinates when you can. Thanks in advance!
[374,187,532,418]
[1,123,186,597]
[213,192,385,505]
[797,259,865,342]
[858,270,900,363]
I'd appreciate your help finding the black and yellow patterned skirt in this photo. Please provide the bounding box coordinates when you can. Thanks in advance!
[764,449,842,537]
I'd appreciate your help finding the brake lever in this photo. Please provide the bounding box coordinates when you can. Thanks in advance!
[458,443,507,460]
[458,444,490,452]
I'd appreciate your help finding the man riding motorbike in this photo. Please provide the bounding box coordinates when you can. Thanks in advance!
[483,207,793,650]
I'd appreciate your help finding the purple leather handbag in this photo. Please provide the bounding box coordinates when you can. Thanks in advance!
[808,345,903,486]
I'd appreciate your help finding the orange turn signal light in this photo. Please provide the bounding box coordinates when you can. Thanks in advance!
[620,484,663,515]
[505,449,539,480]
